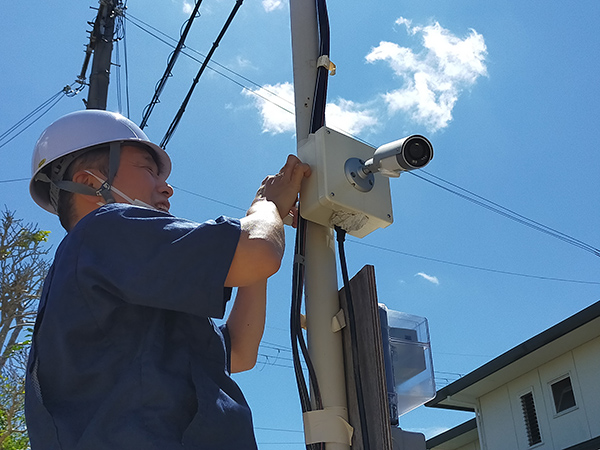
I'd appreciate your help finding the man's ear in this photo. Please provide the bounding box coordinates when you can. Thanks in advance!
[71,170,102,205]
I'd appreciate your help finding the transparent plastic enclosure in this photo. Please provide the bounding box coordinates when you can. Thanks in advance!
[379,304,435,420]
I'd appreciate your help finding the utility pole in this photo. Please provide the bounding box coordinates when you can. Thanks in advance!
[289,2,351,449]
[289,3,433,449]
[86,0,118,110]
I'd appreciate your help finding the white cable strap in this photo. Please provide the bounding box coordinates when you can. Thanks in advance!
[316,55,337,75]
[303,407,353,445]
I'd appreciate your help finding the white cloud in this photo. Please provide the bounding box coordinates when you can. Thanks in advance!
[325,99,378,136]
[366,18,487,131]
[243,82,379,136]
[262,0,284,12]
[182,1,194,14]
[242,82,296,135]
[415,272,440,285]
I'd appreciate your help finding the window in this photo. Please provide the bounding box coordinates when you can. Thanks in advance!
[551,376,576,413]
[520,392,542,446]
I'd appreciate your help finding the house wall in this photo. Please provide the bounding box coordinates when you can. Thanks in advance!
[427,431,481,450]
[478,386,519,450]
[477,336,600,450]
[572,336,600,437]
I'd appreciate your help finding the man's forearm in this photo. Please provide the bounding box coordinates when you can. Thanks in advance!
[227,279,267,373]
[243,199,285,259]
[225,200,284,287]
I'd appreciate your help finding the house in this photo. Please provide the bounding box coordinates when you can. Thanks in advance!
[424,300,600,450]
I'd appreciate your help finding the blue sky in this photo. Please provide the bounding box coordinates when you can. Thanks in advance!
[2,0,599,447]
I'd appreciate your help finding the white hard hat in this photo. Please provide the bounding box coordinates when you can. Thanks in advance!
[30,109,171,214]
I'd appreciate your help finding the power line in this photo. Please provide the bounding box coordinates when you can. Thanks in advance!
[160,0,245,148]
[0,84,83,151]
[411,170,600,258]
[351,240,600,285]
[2,176,597,285]
[124,13,295,116]
[172,184,598,285]
[139,0,204,129]
[0,178,29,184]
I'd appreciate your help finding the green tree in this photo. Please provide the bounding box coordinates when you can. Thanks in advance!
[0,209,50,449]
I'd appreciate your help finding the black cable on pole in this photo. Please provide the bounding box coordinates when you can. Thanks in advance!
[309,0,331,134]
[335,226,371,450]
[160,0,244,148]
[139,0,204,129]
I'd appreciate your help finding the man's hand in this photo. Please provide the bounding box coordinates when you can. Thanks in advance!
[225,155,310,287]
[251,155,311,222]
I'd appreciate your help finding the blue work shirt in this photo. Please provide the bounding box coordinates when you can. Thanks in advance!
[25,204,258,449]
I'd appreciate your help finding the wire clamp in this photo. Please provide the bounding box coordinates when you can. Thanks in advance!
[331,309,347,332]
[303,407,353,445]
[317,55,337,75]
[294,254,306,265]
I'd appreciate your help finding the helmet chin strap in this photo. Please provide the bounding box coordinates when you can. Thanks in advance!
[84,170,156,210]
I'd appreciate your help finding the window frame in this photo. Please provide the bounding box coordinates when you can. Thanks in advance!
[548,374,578,417]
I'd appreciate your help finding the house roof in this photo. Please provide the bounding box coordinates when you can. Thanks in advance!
[426,300,600,411]
[425,418,478,450]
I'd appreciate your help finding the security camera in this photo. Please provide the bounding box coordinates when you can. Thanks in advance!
[365,135,433,178]
[344,135,433,192]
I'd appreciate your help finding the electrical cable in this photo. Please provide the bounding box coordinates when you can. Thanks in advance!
[160,0,244,149]
[411,170,600,258]
[139,0,204,129]
[309,0,331,133]
[0,84,82,151]
[114,6,131,118]
[334,226,371,450]
[125,13,296,115]
[123,11,599,260]
[115,39,124,114]
[350,239,600,285]
[290,215,312,412]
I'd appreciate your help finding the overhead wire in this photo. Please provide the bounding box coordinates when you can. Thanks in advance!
[410,170,600,258]
[0,83,83,151]
[122,12,600,262]
[124,13,295,116]
[122,12,600,261]
[139,0,204,129]
[3,171,592,285]
[113,4,131,118]
[160,0,244,148]
[350,239,600,285]
[169,183,599,285]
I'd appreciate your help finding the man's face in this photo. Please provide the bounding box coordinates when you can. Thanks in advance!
[111,145,173,212]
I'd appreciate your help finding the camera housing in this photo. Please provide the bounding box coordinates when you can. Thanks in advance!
[365,135,433,178]
[297,127,434,238]
[298,127,394,238]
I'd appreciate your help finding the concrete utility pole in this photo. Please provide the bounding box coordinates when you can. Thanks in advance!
[289,2,351,449]
[86,0,117,110]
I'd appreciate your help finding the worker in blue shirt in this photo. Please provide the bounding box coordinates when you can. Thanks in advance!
[25,109,311,449]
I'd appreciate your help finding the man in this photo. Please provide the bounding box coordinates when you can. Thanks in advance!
[26,109,311,449]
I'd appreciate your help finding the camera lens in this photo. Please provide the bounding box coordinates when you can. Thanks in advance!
[398,136,432,168]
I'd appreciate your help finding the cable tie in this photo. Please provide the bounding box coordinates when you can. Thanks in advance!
[316,55,336,75]
[294,254,306,265]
